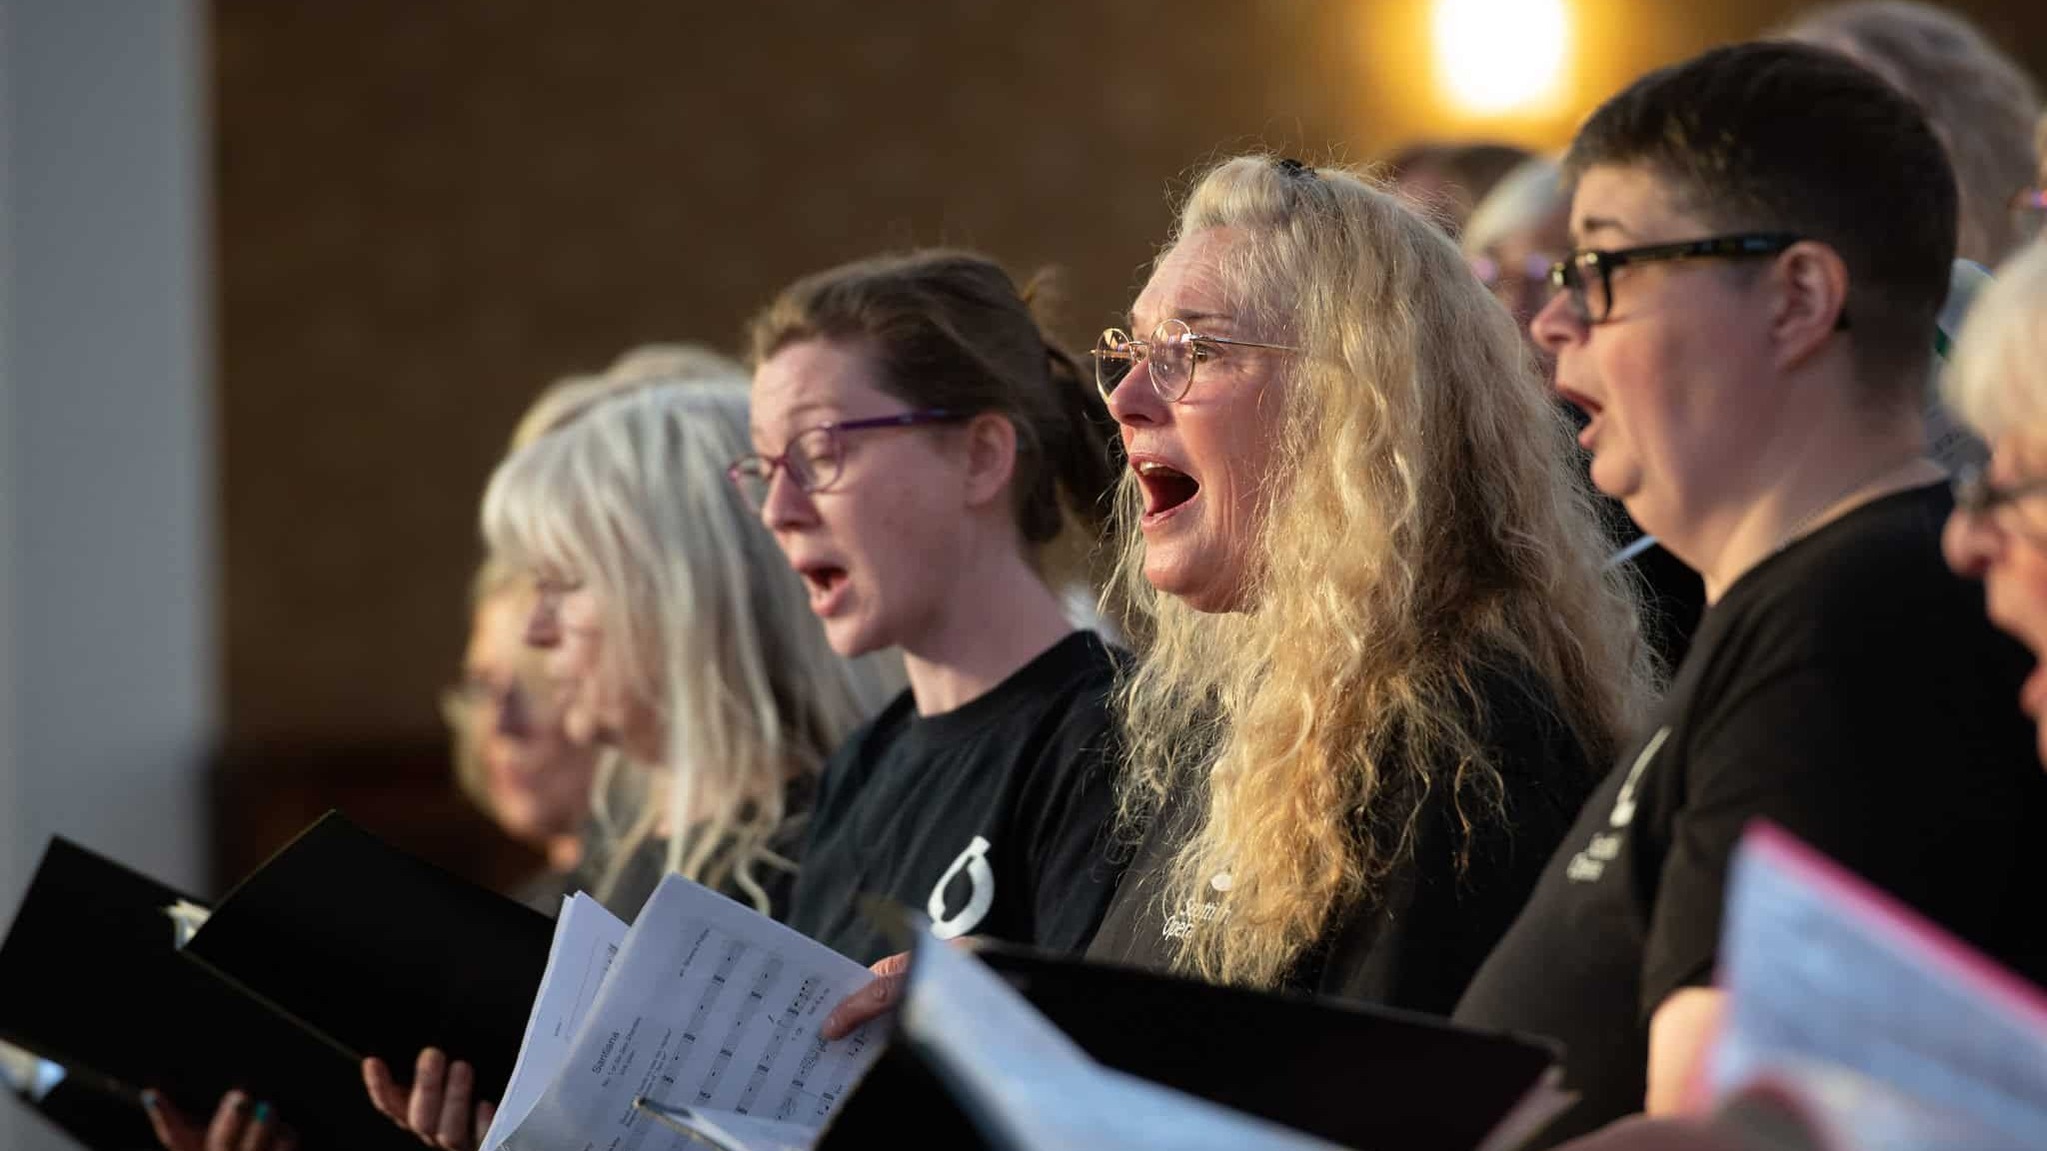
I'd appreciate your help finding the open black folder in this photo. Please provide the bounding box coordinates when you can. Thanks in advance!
[0,837,411,1150]
[821,939,1570,1151]
[0,812,556,1148]
[178,810,556,1100]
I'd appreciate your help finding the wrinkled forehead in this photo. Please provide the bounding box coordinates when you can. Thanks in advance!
[1130,227,1258,334]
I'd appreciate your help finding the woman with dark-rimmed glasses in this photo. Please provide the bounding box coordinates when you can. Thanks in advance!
[735,249,1128,990]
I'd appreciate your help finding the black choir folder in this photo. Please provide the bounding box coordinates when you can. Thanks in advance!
[812,934,1572,1151]
[0,811,554,1150]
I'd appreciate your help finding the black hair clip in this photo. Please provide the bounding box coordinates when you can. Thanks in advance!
[1274,157,1316,181]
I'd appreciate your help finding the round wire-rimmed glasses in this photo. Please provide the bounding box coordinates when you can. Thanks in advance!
[1091,318,1299,404]
[726,409,964,510]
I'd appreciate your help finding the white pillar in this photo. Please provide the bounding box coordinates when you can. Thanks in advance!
[0,1,213,1145]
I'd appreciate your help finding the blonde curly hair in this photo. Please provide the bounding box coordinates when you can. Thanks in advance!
[1113,156,1655,988]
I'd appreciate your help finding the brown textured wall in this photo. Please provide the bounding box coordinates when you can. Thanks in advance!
[212,0,1374,749]
[213,0,2047,754]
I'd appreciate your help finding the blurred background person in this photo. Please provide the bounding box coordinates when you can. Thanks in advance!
[1384,140,1534,238]
[2016,111,2047,246]
[1782,0,2042,269]
[442,561,599,912]
[1463,155,1571,336]
[1944,239,2047,762]
[367,353,898,1150]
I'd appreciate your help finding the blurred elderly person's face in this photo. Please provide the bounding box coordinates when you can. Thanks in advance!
[457,588,597,847]
[1103,227,1294,612]
[1943,245,2047,766]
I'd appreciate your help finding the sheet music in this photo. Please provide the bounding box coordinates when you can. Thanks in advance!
[902,938,1344,1151]
[482,893,628,1151]
[504,876,881,1151]
[1712,824,2047,1147]
[633,1098,814,1151]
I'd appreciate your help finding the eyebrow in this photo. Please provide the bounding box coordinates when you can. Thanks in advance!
[749,400,840,444]
[1574,215,1638,245]
[1123,309,1237,330]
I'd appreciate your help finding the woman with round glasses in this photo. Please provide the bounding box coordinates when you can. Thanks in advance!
[738,249,1127,975]
[1082,154,1652,1010]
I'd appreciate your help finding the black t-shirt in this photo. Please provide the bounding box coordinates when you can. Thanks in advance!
[1085,659,1597,1014]
[784,630,1125,966]
[1453,484,2047,1146]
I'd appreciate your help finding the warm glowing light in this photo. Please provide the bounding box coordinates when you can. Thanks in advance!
[1432,0,1570,115]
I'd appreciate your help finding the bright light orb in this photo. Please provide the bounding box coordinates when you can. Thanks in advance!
[1433,0,1570,115]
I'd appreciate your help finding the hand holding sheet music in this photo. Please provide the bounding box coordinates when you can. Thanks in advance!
[496,875,884,1151]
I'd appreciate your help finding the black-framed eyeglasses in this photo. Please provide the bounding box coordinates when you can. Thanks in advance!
[2014,188,2047,243]
[1952,463,2047,519]
[727,409,964,509]
[1092,318,1299,404]
[1549,233,1807,326]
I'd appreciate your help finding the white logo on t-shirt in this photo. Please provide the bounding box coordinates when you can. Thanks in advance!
[1163,871,1234,940]
[928,835,995,940]
[1566,725,1671,884]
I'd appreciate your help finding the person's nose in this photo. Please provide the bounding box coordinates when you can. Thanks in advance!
[760,462,820,531]
[1529,283,1585,362]
[1105,357,1168,430]
[525,594,562,649]
[1943,503,2004,579]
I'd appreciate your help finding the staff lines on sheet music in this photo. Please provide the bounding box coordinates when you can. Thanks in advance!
[736,966,823,1115]
[699,954,781,1106]
[679,926,743,1049]
[780,1025,872,1123]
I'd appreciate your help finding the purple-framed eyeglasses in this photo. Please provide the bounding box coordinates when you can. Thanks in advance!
[727,409,964,509]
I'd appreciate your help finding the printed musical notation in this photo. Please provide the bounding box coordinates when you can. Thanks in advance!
[501,877,883,1151]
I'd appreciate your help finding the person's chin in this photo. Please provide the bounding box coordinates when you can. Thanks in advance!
[1587,452,1640,502]
[822,612,885,659]
[1144,552,1238,614]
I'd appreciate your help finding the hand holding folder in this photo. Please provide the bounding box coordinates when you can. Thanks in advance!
[0,811,559,1150]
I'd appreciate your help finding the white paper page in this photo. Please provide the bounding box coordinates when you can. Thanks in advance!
[504,875,882,1151]
[634,1099,814,1151]
[482,893,629,1151]
[902,939,1344,1151]
[1725,1058,2032,1151]
[1712,825,2047,1145]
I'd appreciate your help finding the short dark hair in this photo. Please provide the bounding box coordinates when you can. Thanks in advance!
[1565,40,1957,398]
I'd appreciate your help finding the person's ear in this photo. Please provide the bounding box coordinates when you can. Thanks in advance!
[1770,241,1851,371]
[960,412,1019,510]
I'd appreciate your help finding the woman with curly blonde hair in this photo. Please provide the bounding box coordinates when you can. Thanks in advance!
[1084,155,1654,1006]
